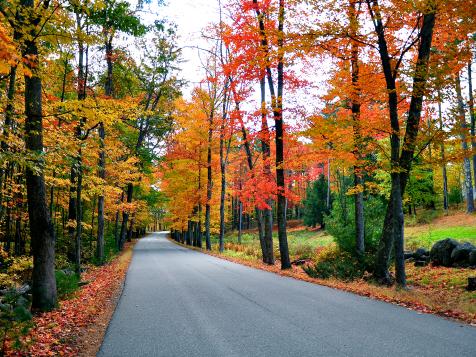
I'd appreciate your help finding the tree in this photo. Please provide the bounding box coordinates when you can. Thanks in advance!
[18,0,57,310]
[366,0,436,287]
[303,175,330,229]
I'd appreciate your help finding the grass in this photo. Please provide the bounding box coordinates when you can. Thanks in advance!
[215,210,476,257]
[211,228,334,261]
[200,210,476,323]
[405,211,476,250]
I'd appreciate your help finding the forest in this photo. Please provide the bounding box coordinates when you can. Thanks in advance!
[0,0,476,354]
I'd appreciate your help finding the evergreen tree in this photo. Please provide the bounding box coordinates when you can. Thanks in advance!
[303,175,330,228]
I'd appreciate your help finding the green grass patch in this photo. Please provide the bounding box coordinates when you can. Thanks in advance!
[406,226,476,249]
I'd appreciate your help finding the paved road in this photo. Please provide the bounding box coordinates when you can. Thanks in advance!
[98,232,476,357]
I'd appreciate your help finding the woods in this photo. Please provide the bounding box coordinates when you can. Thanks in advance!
[163,0,476,288]
[1,0,476,354]
[0,0,180,315]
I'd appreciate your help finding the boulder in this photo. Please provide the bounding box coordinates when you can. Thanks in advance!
[414,248,429,260]
[469,250,476,266]
[451,242,476,266]
[430,238,459,267]
[467,277,476,291]
[414,260,429,267]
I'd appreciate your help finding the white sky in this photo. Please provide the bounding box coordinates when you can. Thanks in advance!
[140,0,220,96]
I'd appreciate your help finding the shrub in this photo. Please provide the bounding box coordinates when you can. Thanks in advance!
[448,185,463,206]
[0,251,33,289]
[0,286,33,354]
[304,246,374,281]
[291,243,314,260]
[55,271,80,299]
[303,175,330,228]
[324,195,384,254]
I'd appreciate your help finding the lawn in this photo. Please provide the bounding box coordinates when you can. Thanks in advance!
[405,211,476,249]
[211,226,334,262]
[203,210,476,324]
[214,211,476,260]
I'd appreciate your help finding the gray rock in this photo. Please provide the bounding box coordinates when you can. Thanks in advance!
[414,260,429,267]
[430,238,460,267]
[467,277,476,291]
[414,248,429,259]
[469,250,476,266]
[451,242,476,266]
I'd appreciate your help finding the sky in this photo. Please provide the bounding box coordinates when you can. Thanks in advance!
[132,0,326,116]
[144,0,220,96]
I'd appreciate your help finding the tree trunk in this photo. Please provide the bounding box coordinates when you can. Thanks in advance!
[260,77,275,265]
[0,65,17,221]
[97,37,112,256]
[205,114,213,251]
[370,1,435,287]
[438,98,449,212]
[96,122,106,261]
[272,0,291,269]
[238,200,243,244]
[119,183,133,250]
[197,163,203,248]
[219,116,226,253]
[113,192,123,248]
[456,74,475,213]
[22,10,57,309]
[74,152,82,275]
[127,217,134,242]
[349,1,365,256]
[468,60,476,189]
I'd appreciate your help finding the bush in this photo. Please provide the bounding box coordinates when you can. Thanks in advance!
[325,195,384,254]
[304,245,374,281]
[303,175,330,228]
[405,209,441,226]
[0,249,33,289]
[448,185,463,206]
[55,271,80,299]
[0,286,33,354]
[291,243,314,260]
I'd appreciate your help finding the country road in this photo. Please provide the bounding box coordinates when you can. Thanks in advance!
[98,232,476,357]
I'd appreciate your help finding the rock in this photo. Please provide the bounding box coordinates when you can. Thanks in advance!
[430,238,460,267]
[291,259,309,266]
[451,242,476,266]
[414,260,429,267]
[61,269,75,276]
[0,284,30,297]
[469,250,476,266]
[414,248,429,259]
[467,277,476,291]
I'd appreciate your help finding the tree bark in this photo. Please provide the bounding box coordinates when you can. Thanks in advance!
[438,97,449,212]
[349,0,364,256]
[22,0,57,309]
[273,0,291,269]
[97,35,113,253]
[119,183,133,250]
[369,0,435,287]
[467,60,476,189]
[260,77,275,265]
[205,112,213,251]
[456,74,475,213]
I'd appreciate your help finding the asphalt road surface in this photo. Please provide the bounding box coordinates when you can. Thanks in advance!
[98,232,476,357]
